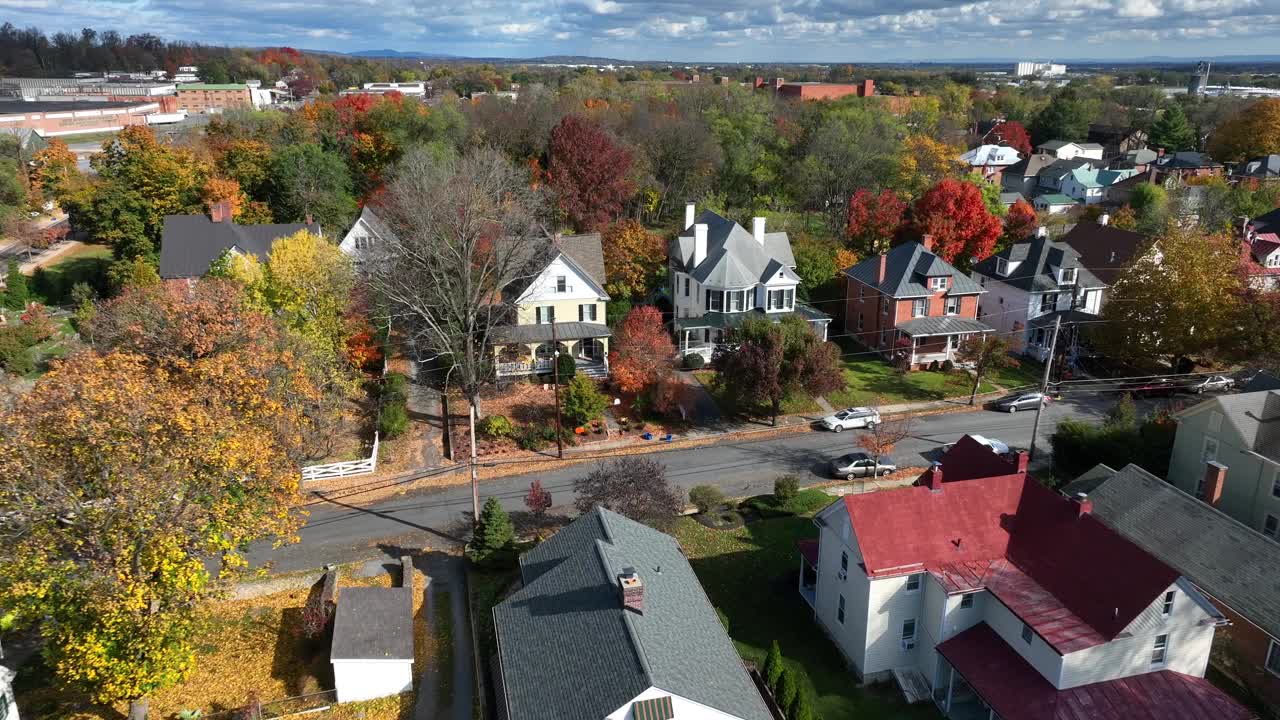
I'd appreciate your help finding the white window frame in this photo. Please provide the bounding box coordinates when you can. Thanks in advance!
[960,593,975,609]
[1040,292,1059,314]
[579,303,597,322]
[882,297,890,316]
[911,298,927,318]
[901,618,917,650]
[556,275,567,293]
[1266,640,1280,677]
[707,289,724,312]
[996,257,1009,276]
[536,306,556,324]
[905,574,921,593]
[1151,634,1169,667]
[1161,590,1175,617]
[929,276,948,291]
[1060,267,1078,285]
[945,296,960,315]
[729,289,744,312]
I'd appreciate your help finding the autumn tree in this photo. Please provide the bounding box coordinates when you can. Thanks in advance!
[573,458,683,521]
[857,406,913,468]
[897,134,964,199]
[268,142,357,230]
[1001,198,1038,247]
[548,114,635,231]
[1029,89,1092,144]
[261,229,357,358]
[714,316,844,426]
[29,137,80,205]
[913,179,1003,266]
[610,305,676,394]
[215,138,274,199]
[1208,98,1280,162]
[525,479,552,516]
[793,101,904,228]
[1147,104,1196,153]
[0,351,305,720]
[988,120,1032,157]
[601,219,664,299]
[955,335,1020,405]
[845,189,906,254]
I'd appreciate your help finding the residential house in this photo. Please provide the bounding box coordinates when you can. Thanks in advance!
[1087,124,1149,157]
[1000,153,1057,199]
[1036,157,1102,194]
[799,451,1251,720]
[960,144,1021,183]
[1113,147,1160,172]
[1242,232,1280,290]
[970,230,1105,362]
[1035,140,1105,160]
[1234,154,1280,182]
[669,204,831,360]
[493,507,772,720]
[842,239,992,369]
[339,205,396,264]
[1166,390,1280,538]
[330,586,414,703]
[1063,463,1280,714]
[157,199,318,279]
[492,233,612,379]
[1059,166,1139,205]
[1149,151,1224,183]
[1056,219,1151,286]
[1105,172,1151,205]
[1032,193,1077,214]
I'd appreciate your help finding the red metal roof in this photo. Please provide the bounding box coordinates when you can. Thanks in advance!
[913,434,1023,484]
[936,623,1255,720]
[844,468,1179,654]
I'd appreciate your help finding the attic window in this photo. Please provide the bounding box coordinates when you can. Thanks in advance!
[929,276,948,291]
[1060,268,1078,285]
[996,258,1009,276]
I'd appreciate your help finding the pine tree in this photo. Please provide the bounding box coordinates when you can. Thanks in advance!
[775,666,799,713]
[3,259,30,310]
[470,497,514,562]
[788,687,814,720]
[1148,104,1196,153]
[763,640,784,693]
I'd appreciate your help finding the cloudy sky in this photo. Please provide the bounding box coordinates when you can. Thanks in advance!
[2,0,1277,62]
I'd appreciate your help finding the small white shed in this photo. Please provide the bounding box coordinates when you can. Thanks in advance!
[330,587,415,703]
[0,664,18,720]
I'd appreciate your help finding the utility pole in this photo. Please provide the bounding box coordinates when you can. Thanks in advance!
[551,320,564,459]
[1028,314,1061,463]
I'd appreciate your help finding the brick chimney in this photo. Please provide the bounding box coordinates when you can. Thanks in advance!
[1015,450,1029,475]
[1202,461,1227,506]
[926,462,944,492]
[921,234,934,253]
[1072,492,1092,518]
[877,253,887,284]
[209,198,233,223]
[619,567,644,614]
[304,212,314,226]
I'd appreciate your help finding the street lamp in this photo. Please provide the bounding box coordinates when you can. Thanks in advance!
[551,344,564,459]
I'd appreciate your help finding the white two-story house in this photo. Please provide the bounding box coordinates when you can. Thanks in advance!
[670,204,831,359]
[970,228,1105,362]
[798,438,1252,720]
[339,205,396,265]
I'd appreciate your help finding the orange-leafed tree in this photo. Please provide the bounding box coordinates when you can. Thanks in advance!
[988,120,1032,158]
[1002,198,1038,246]
[913,179,1003,266]
[201,176,244,217]
[1207,98,1280,162]
[548,114,635,231]
[856,405,914,467]
[29,137,79,205]
[845,189,906,254]
[602,219,665,299]
[609,305,675,394]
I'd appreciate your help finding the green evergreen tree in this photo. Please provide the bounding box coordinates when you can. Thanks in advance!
[561,374,608,426]
[2,259,30,310]
[775,666,799,713]
[1147,104,1196,153]
[763,640,784,693]
[470,497,515,562]
[788,687,814,720]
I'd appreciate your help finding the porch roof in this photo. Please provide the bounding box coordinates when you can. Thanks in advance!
[492,322,612,345]
[673,303,831,333]
[1028,309,1097,329]
[896,316,993,337]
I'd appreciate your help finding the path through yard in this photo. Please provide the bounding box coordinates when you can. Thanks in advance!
[414,555,473,720]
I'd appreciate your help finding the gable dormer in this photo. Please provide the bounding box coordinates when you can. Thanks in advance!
[995,257,1021,277]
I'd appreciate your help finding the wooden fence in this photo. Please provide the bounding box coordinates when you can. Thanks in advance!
[301,432,379,484]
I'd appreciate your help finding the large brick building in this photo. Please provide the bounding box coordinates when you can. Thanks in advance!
[0,99,167,138]
[843,238,992,369]
[757,77,876,101]
[176,83,253,113]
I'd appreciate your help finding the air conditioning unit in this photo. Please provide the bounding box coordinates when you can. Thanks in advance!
[837,570,847,582]
[901,640,916,651]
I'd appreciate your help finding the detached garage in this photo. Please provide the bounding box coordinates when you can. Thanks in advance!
[330,587,415,703]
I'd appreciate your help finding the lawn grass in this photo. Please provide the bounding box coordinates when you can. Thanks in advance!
[32,243,112,305]
[985,358,1044,390]
[824,355,994,408]
[691,369,822,417]
[740,488,833,518]
[669,514,940,720]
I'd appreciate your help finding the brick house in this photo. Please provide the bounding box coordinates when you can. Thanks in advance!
[760,77,876,101]
[843,239,992,369]
[176,83,253,113]
[1149,151,1224,184]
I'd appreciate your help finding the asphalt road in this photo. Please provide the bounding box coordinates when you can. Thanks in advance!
[254,394,1134,574]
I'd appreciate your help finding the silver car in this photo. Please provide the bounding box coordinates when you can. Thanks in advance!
[829,452,896,480]
[993,391,1047,413]
[1188,375,1234,394]
[819,407,882,432]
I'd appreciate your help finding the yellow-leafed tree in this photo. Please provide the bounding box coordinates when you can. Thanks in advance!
[1207,98,1280,163]
[262,229,357,358]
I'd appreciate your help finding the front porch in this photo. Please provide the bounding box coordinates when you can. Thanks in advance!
[896,316,994,370]
[674,304,833,360]
[492,321,611,378]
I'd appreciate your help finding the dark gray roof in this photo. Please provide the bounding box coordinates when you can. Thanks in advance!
[330,587,415,661]
[896,316,993,336]
[672,303,831,332]
[1243,370,1280,393]
[158,214,313,278]
[1038,140,1070,151]
[971,236,1105,293]
[504,233,606,300]
[999,192,1025,205]
[1154,151,1222,170]
[491,322,611,344]
[494,508,771,720]
[1037,157,1102,184]
[1063,464,1280,641]
[1252,206,1280,236]
[844,241,983,298]
[1238,154,1280,179]
[1004,152,1057,179]
[670,210,797,288]
[1057,222,1149,284]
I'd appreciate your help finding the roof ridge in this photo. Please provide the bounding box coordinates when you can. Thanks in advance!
[592,517,655,686]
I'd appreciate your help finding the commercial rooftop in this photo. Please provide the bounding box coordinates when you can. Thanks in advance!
[0,100,152,114]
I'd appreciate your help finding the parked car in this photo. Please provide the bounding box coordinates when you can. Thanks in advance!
[819,407,882,432]
[1186,375,1234,394]
[1122,378,1181,397]
[992,391,1047,413]
[829,452,896,480]
[967,434,1011,455]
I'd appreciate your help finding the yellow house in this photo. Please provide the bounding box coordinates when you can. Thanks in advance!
[493,233,611,379]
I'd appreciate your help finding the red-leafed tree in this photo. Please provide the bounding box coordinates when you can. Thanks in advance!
[845,189,907,254]
[548,115,635,231]
[989,120,1032,158]
[609,306,675,394]
[525,479,552,516]
[913,179,1003,265]
[1002,198,1038,245]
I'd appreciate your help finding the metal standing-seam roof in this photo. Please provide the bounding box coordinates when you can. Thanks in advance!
[670,210,797,288]
[971,236,1104,293]
[158,214,315,279]
[493,507,771,720]
[844,241,984,298]
[1062,463,1280,644]
[895,315,993,337]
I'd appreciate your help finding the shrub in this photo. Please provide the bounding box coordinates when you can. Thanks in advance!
[788,688,814,720]
[689,484,726,514]
[2,259,30,310]
[525,479,552,515]
[468,497,515,563]
[561,374,608,427]
[555,352,577,382]
[775,667,799,713]
[573,457,683,521]
[941,359,955,372]
[683,352,706,369]
[763,640,784,693]
[382,372,409,403]
[774,475,800,503]
[479,414,515,439]
[927,359,940,371]
[378,402,410,438]
[516,423,556,451]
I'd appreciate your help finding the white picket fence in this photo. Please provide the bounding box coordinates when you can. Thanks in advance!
[301,432,379,484]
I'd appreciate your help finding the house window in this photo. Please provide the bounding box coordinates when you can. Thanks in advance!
[785,288,794,310]
[1162,590,1175,616]
[1021,623,1034,645]
[929,276,948,291]
[1040,293,1059,314]
[901,619,917,650]
[1272,472,1280,499]
[960,593,975,609]
[1266,640,1280,677]
[579,304,597,322]
[536,306,555,324]
[881,297,889,316]
[1202,437,1219,463]
[1151,634,1169,666]
[707,290,724,312]
[996,257,1010,276]
[767,288,794,311]
[1060,268,1078,285]
[945,297,960,315]
[837,595,846,624]
[556,275,567,293]
[905,574,921,593]
[859,284,865,300]
[1265,514,1279,540]
[880,329,889,346]
[683,277,690,297]
[840,551,848,573]
[910,298,926,317]
[857,314,864,331]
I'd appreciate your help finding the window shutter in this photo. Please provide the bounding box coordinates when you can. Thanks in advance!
[579,304,584,322]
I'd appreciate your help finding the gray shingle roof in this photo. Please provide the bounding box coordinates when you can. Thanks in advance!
[1154,151,1222,170]
[971,236,1104,293]
[158,214,314,278]
[1057,222,1149,285]
[1176,390,1280,463]
[557,233,607,288]
[1062,463,1280,641]
[330,587,415,661]
[494,508,771,720]
[844,241,983,298]
[1239,154,1280,179]
[491,322,611,344]
[896,315,994,336]
[670,211,796,288]
[503,233,607,301]
[354,205,397,243]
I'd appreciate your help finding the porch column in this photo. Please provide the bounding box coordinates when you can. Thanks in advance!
[945,665,955,714]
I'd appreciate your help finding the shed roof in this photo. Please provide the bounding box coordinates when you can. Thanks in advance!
[895,315,993,337]
[330,587,414,661]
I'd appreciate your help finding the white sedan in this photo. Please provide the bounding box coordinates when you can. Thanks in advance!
[819,407,882,432]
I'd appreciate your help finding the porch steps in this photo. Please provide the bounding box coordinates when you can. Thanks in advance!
[578,364,608,379]
[891,666,932,705]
